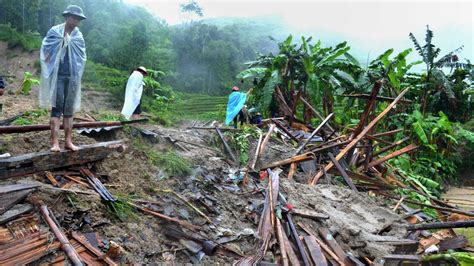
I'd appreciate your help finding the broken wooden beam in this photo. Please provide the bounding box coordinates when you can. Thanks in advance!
[260,153,314,170]
[295,113,334,155]
[130,202,200,231]
[189,126,241,131]
[38,205,83,265]
[0,140,125,179]
[259,124,277,156]
[311,88,410,185]
[71,232,118,266]
[407,220,474,231]
[272,119,299,142]
[299,96,336,133]
[297,222,345,266]
[340,94,413,103]
[366,143,418,169]
[304,235,328,266]
[0,112,24,126]
[371,137,410,158]
[0,119,147,134]
[328,153,358,192]
[317,227,354,266]
[287,213,311,266]
[372,128,403,138]
[215,127,238,164]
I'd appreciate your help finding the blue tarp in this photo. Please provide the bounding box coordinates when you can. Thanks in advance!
[225,91,247,125]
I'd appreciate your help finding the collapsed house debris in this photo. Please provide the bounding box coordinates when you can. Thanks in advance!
[0,81,473,265]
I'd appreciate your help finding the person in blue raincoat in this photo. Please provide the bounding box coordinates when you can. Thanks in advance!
[225,86,252,128]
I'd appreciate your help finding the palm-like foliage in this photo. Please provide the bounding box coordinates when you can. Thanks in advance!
[237,35,361,119]
[409,25,468,116]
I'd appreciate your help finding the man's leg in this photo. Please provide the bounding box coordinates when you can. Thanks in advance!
[64,116,78,151]
[50,116,61,152]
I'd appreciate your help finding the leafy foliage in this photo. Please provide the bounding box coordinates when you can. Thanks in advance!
[0,24,41,52]
[20,71,40,95]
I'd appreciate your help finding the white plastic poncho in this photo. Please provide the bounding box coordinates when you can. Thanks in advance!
[39,23,86,113]
[121,71,144,119]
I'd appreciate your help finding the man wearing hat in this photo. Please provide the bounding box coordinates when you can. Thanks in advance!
[121,66,148,120]
[39,5,87,152]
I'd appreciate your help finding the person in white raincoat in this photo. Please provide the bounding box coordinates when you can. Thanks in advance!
[121,66,148,120]
[39,5,87,152]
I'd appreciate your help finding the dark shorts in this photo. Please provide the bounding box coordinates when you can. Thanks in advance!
[51,75,74,118]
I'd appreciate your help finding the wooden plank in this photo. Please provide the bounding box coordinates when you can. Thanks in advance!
[383,254,420,262]
[0,189,35,214]
[0,140,125,179]
[439,236,468,251]
[304,235,328,266]
[260,153,314,170]
[366,144,418,169]
[71,232,118,266]
[310,88,409,185]
[297,222,345,266]
[281,224,301,266]
[295,113,334,155]
[328,153,358,192]
[318,227,353,266]
[287,213,311,266]
[0,183,40,194]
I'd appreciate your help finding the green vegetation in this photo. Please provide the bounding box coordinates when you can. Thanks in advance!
[20,71,40,95]
[238,27,474,213]
[227,126,262,165]
[0,24,41,52]
[132,138,191,177]
[12,109,49,125]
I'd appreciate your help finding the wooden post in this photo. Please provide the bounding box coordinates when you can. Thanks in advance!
[310,88,410,185]
[39,205,83,266]
[215,127,238,164]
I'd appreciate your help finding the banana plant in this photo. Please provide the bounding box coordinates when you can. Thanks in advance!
[409,25,465,114]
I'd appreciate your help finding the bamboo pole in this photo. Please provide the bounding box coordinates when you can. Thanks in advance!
[39,205,83,266]
[310,88,410,185]
[0,119,148,134]
[294,113,334,155]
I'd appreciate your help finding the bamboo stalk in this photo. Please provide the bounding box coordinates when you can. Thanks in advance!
[311,88,410,185]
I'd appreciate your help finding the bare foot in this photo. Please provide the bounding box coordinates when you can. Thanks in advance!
[50,144,61,152]
[65,142,79,152]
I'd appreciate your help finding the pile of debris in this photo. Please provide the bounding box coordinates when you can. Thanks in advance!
[0,81,473,265]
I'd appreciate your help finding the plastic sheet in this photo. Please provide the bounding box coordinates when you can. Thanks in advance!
[225,91,247,125]
[39,23,86,113]
[121,71,144,119]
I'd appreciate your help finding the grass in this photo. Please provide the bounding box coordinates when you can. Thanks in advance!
[11,109,49,125]
[0,24,41,52]
[131,138,191,177]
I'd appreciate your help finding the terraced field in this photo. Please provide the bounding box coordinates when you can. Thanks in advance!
[172,93,228,119]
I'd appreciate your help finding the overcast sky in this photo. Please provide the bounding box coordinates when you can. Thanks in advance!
[124,0,473,64]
